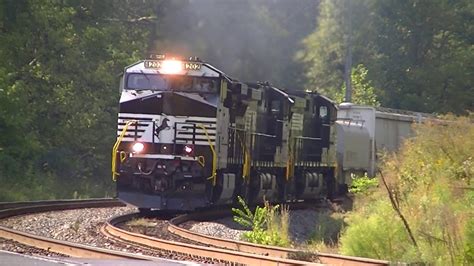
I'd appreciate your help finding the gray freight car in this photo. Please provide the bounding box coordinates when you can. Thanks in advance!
[336,103,433,185]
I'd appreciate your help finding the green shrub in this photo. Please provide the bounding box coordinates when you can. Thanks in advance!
[348,173,378,195]
[339,116,474,264]
[232,196,290,247]
[464,202,474,264]
[266,203,291,247]
[339,200,418,261]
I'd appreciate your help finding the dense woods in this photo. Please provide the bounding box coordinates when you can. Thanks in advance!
[0,0,158,199]
[299,0,474,113]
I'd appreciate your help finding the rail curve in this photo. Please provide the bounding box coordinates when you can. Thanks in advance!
[168,209,391,266]
[0,199,391,265]
[0,199,161,261]
[105,212,322,265]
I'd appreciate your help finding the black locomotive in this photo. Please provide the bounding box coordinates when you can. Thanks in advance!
[112,54,341,210]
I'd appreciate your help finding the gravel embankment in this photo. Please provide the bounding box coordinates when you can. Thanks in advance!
[117,216,205,244]
[0,207,135,246]
[0,237,67,257]
[0,200,347,263]
[0,207,225,263]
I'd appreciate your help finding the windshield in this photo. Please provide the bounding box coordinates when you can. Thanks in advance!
[126,73,219,93]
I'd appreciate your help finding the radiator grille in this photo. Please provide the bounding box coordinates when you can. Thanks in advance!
[117,113,154,141]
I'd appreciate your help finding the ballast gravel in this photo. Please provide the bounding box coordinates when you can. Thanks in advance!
[0,206,226,263]
[187,208,343,245]
[0,206,136,246]
[0,237,67,257]
[0,200,347,262]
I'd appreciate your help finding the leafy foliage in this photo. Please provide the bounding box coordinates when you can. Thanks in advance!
[232,196,268,230]
[339,115,474,264]
[0,0,160,200]
[465,218,474,263]
[299,0,473,114]
[348,173,379,195]
[335,65,380,106]
[297,0,376,98]
[340,200,418,261]
[155,0,317,89]
[232,196,290,247]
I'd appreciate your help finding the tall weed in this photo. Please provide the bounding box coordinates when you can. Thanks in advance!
[339,115,474,264]
[232,196,290,247]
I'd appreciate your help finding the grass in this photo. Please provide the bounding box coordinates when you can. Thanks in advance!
[70,218,82,232]
[232,197,291,247]
[336,115,474,264]
[306,211,345,252]
[126,218,156,227]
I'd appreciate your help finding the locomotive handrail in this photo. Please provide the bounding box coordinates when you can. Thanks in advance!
[294,136,324,164]
[235,130,251,179]
[196,123,217,186]
[250,132,276,138]
[295,136,322,141]
[112,120,137,181]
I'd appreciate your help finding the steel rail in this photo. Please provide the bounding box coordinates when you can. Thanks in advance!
[0,199,125,221]
[0,199,165,260]
[0,198,122,211]
[168,209,391,266]
[105,212,323,265]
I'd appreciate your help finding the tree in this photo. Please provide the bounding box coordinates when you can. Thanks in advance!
[297,0,376,98]
[369,0,474,114]
[153,0,318,89]
[299,0,473,114]
[335,64,380,106]
[0,0,161,200]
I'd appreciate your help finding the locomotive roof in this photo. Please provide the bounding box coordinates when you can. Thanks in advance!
[286,89,337,107]
[244,82,294,104]
[124,59,234,82]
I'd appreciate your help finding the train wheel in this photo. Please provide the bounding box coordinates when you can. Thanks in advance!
[246,171,261,204]
[238,178,251,204]
[276,170,288,202]
[205,172,223,204]
[325,175,336,200]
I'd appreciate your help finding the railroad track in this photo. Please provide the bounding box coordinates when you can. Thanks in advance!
[168,209,390,265]
[0,199,320,264]
[105,207,390,266]
[0,199,175,262]
[0,199,390,265]
[104,212,322,265]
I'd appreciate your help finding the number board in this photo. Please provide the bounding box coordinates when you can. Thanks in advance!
[184,62,201,70]
[144,60,202,71]
[144,60,161,69]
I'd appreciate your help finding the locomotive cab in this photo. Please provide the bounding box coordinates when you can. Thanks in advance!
[231,83,294,204]
[287,91,338,200]
[112,55,232,210]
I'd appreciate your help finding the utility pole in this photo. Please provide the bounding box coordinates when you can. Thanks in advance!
[344,0,353,103]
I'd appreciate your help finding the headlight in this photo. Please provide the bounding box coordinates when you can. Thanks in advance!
[132,142,145,153]
[160,60,182,74]
[183,145,194,156]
